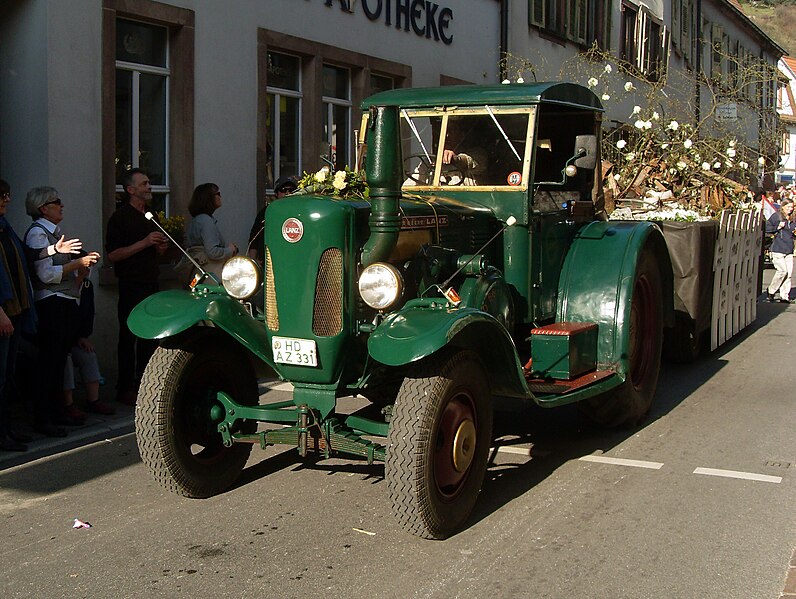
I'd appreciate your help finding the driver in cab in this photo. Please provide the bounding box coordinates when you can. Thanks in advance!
[441,117,488,186]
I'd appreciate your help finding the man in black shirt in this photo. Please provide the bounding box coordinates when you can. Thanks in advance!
[105,169,167,405]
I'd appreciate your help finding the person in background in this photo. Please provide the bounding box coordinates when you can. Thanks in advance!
[63,278,114,415]
[24,186,100,436]
[247,175,297,264]
[0,180,37,451]
[105,168,168,406]
[184,183,238,282]
[765,198,795,303]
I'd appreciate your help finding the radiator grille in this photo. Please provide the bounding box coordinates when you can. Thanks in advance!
[265,247,279,331]
[312,248,343,336]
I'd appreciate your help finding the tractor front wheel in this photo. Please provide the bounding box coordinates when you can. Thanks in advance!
[386,349,493,539]
[136,342,258,498]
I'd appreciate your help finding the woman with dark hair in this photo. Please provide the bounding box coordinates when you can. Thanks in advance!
[184,183,237,282]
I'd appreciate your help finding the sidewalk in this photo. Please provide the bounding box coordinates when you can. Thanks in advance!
[0,391,135,472]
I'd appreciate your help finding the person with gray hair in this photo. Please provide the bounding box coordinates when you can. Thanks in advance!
[23,186,101,436]
[765,198,795,303]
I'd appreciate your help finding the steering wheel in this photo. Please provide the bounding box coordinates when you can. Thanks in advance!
[403,153,436,185]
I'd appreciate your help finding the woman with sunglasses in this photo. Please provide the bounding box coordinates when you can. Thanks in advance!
[23,186,100,437]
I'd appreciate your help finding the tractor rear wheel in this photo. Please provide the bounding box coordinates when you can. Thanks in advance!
[579,250,663,427]
[386,349,493,539]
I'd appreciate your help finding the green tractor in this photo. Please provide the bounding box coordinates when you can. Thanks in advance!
[130,82,673,539]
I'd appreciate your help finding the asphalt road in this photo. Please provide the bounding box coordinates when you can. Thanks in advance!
[1,300,795,599]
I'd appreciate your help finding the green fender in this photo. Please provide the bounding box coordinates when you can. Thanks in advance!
[128,288,276,370]
[368,298,530,399]
[556,220,674,374]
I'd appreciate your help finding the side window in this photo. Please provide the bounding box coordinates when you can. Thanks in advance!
[266,51,302,190]
[322,65,352,170]
[115,18,170,212]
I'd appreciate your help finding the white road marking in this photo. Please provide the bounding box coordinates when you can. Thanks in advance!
[693,467,782,483]
[495,446,532,456]
[578,455,664,469]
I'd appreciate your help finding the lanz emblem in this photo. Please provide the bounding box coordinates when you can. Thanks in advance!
[282,218,304,243]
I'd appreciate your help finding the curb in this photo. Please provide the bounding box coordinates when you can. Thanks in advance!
[0,412,135,472]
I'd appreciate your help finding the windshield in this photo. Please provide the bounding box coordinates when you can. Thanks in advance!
[399,107,534,190]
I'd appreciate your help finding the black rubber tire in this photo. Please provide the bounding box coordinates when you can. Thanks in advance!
[136,342,258,498]
[579,250,663,427]
[663,312,704,364]
[386,349,493,539]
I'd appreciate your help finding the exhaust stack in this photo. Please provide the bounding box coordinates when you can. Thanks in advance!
[361,105,403,266]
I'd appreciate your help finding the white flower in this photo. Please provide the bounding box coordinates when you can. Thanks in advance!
[668,120,679,131]
[677,161,687,170]
[634,119,645,129]
[501,79,511,85]
[332,170,347,191]
[714,161,721,169]
[661,143,669,150]
[633,105,642,114]
[516,77,524,83]
[614,174,621,181]
[726,148,736,158]
[702,162,711,170]
[643,120,652,130]
[588,77,599,88]
[602,93,611,101]
[652,112,660,120]
[616,139,627,149]
[625,82,636,92]
[669,168,678,175]
[604,64,613,74]
[758,156,766,165]
[740,161,749,169]
[683,139,693,149]
[314,169,328,183]
[729,139,736,147]
[626,152,636,161]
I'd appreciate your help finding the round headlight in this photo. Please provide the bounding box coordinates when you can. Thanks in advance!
[359,263,403,310]
[221,256,261,300]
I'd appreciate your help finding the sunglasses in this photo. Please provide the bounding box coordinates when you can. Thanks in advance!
[43,198,63,206]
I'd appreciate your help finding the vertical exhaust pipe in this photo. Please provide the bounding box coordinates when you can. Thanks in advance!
[361,105,402,266]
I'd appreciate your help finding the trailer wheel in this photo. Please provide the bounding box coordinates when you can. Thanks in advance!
[386,349,493,539]
[580,250,663,427]
[136,343,257,498]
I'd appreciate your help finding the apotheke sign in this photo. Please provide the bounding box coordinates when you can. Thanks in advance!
[318,0,454,45]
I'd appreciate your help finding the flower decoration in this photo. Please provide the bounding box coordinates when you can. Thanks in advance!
[587,77,599,88]
[297,167,369,200]
[616,139,627,149]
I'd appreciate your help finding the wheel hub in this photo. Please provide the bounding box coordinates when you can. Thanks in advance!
[452,419,476,472]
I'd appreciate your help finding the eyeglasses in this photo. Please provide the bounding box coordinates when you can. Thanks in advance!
[0,192,10,199]
[43,198,63,206]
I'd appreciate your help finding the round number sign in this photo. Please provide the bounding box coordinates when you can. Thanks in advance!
[507,171,522,186]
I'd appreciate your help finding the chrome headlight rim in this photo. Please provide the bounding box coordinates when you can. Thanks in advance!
[221,256,262,300]
[358,262,404,311]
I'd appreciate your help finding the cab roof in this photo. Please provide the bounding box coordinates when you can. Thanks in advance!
[361,82,603,112]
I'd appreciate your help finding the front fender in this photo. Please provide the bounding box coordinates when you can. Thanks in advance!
[368,298,530,399]
[128,288,276,370]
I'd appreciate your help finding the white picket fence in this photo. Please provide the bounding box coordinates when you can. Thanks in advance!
[710,208,762,350]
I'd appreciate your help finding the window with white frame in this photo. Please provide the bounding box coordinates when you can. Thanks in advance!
[620,2,669,82]
[322,65,352,170]
[266,51,302,189]
[115,18,170,213]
